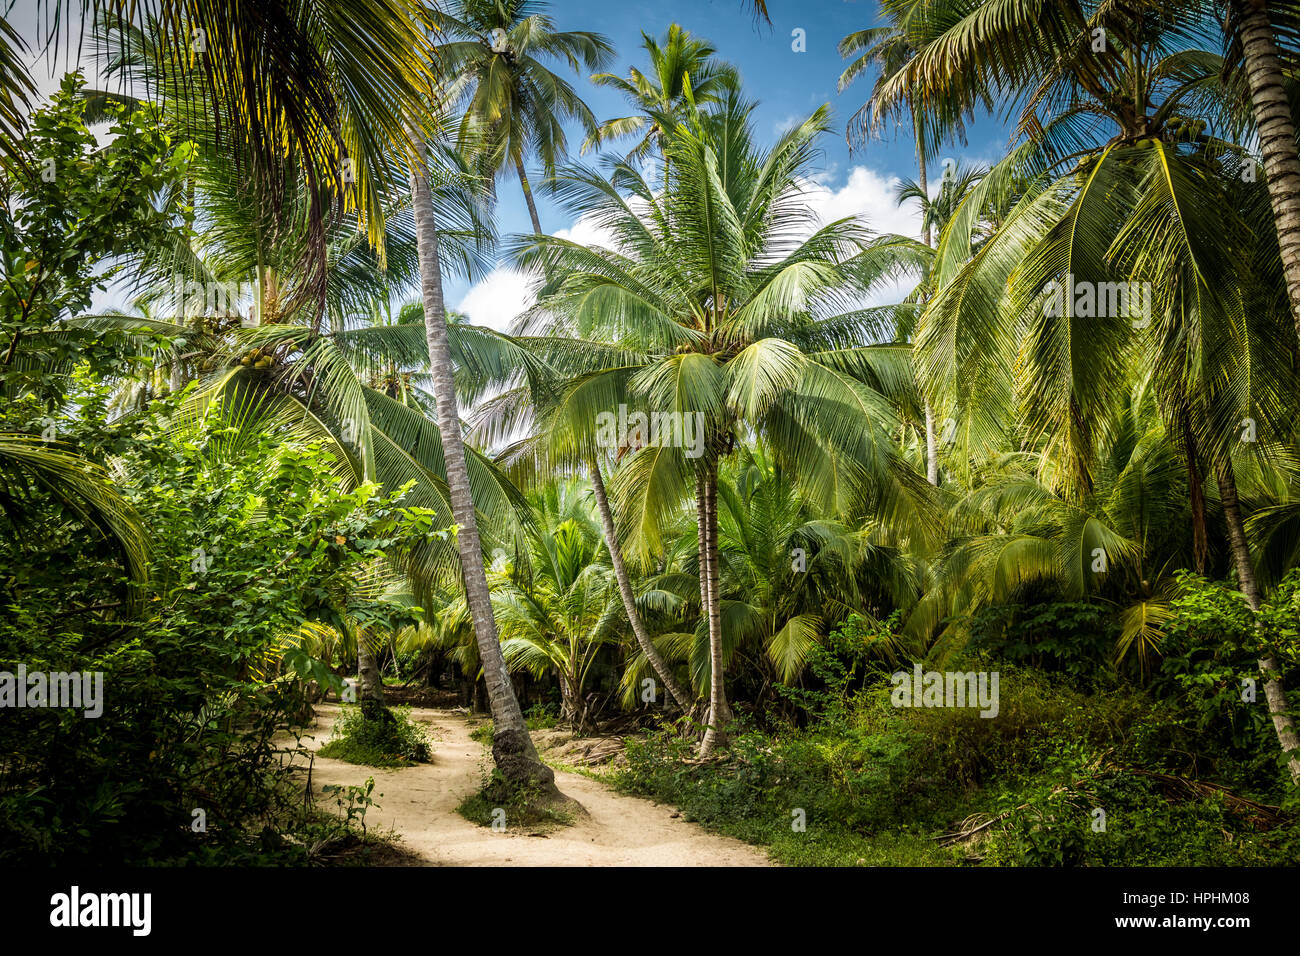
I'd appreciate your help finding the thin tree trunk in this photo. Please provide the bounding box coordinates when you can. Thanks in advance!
[388,630,401,680]
[699,460,732,756]
[1181,416,1208,574]
[516,157,544,236]
[1234,0,1300,342]
[587,454,692,711]
[409,134,555,793]
[914,110,940,485]
[1215,456,1300,783]
[924,402,939,485]
[356,630,386,718]
[695,465,711,709]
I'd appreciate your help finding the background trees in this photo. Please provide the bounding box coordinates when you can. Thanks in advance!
[2,0,1300,865]
[434,0,613,234]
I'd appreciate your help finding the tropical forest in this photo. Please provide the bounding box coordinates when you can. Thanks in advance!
[2,0,1300,897]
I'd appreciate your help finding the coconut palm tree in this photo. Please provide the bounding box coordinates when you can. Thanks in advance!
[40,1,439,315]
[512,91,937,755]
[432,0,613,235]
[451,331,701,715]
[407,127,557,793]
[839,1,969,485]
[1217,1,1300,340]
[488,483,623,729]
[890,0,1300,779]
[584,24,738,170]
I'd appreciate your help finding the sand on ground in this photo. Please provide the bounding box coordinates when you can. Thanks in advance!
[298,703,772,867]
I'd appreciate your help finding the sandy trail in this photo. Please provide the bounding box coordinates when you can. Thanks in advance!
[299,704,771,866]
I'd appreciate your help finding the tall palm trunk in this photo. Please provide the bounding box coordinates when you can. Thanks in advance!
[914,110,940,486]
[1234,0,1300,341]
[356,630,386,717]
[409,135,555,793]
[1181,415,1209,574]
[1214,456,1300,782]
[694,466,712,723]
[698,459,732,756]
[924,401,939,486]
[587,455,692,711]
[515,157,544,236]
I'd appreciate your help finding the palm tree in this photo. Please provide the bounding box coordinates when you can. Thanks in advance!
[0,15,34,164]
[489,484,622,729]
[408,129,556,793]
[41,1,440,315]
[1222,1,1300,341]
[453,333,701,715]
[700,445,918,689]
[889,0,1300,779]
[432,0,613,235]
[0,434,150,589]
[514,92,936,755]
[584,24,738,170]
[839,1,961,485]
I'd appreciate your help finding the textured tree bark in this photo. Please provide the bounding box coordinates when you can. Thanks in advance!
[924,402,939,486]
[409,134,556,794]
[695,466,712,723]
[1215,457,1300,783]
[1181,417,1208,574]
[515,156,544,236]
[698,460,732,756]
[1234,0,1300,342]
[915,114,940,486]
[588,455,693,711]
[357,632,384,701]
[356,631,389,720]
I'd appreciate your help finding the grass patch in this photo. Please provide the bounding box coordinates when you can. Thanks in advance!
[318,704,431,767]
[456,770,579,833]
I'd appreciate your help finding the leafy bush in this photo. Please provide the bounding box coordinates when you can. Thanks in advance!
[318,705,431,767]
[616,661,1299,867]
[0,405,429,864]
[968,600,1116,682]
[1148,571,1298,790]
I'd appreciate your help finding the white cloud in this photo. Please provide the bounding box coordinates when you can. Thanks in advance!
[799,165,921,241]
[552,216,617,250]
[774,114,799,137]
[456,165,926,327]
[454,266,535,333]
[797,165,925,307]
[455,214,619,332]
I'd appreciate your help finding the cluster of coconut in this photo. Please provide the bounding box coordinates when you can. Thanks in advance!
[239,347,274,369]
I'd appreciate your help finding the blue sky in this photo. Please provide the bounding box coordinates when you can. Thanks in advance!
[449,0,1011,328]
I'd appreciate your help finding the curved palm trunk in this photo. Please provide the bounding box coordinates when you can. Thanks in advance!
[515,157,544,236]
[587,455,693,711]
[1214,456,1300,783]
[1234,0,1300,341]
[409,136,555,794]
[698,460,732,756]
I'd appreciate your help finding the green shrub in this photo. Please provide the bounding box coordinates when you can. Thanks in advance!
[616,662,1300,867]
[318,704,431,767]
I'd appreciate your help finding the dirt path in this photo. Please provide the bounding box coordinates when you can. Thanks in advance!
[299,704,771,866]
